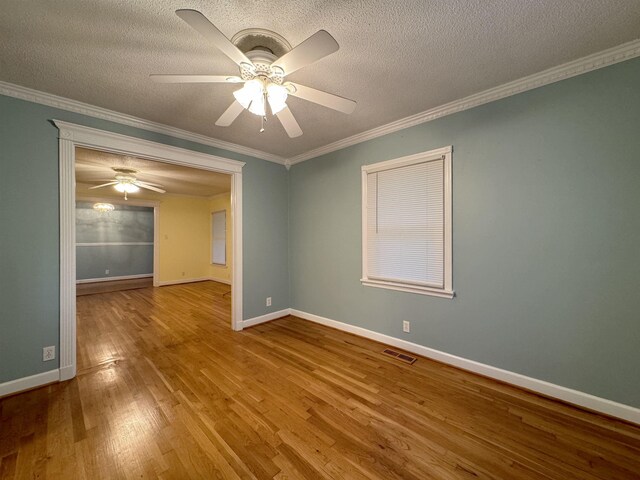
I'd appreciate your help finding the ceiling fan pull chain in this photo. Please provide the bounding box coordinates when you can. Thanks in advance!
[260,89,268,133]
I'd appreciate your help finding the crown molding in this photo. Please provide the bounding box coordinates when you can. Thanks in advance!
[288,38,640,165]
[2,39,639,167]
[0,80,286,165]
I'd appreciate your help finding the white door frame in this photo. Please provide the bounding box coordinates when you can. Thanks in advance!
[54,120,245,382]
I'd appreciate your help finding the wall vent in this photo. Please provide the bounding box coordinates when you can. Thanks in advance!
[382,348,417,365]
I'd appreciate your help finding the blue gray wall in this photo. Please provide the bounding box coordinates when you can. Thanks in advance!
[289,58,640,407]
[2,57,639,408]
[0,96,290,383]
[76,202,154,280]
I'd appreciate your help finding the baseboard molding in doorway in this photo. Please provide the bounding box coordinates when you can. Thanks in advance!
[0,369,60,398]
[156,277,211,287]
[241,309,290,329]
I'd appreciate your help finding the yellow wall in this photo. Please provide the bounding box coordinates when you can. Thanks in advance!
[157,195,211,283]
[209,193,232,283]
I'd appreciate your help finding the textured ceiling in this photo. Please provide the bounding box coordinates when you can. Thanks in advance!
[75,147,231,197]
[2,1,640,159]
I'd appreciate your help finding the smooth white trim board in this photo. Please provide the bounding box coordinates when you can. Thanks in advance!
[76,274,153,284]
[156,277,212,287]
[241,309,291,329]
[1,40,639,167]
[0,81,285,165]
[208,276,232,286]
[287,38,640,165]
[0,370,60,398]
[289,309,640,425]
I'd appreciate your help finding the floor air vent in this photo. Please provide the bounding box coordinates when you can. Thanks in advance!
[382,348,417,365]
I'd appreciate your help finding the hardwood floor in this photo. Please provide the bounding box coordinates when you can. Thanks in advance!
[1,282,638,479]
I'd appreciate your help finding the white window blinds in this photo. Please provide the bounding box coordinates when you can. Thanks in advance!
[212,210,226,265]
[362,146,453,298]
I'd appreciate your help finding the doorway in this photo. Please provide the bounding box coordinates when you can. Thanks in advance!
[55,120,244,382]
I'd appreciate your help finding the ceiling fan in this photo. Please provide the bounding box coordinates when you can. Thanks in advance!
[88,168,166,200]
[150,9,356,137]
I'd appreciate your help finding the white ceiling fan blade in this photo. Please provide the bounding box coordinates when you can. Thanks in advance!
[287,83,356,114]
[88,182,118,189]
[134,180,164,187]
[135,182,166,193]
[150,75,241,84]
[176,9,252,68]
[275,107,303,138]
[216,101,245,127]
[272,30,339,76]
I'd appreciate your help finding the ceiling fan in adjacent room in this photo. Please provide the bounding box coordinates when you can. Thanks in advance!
[88,167,166,200]
[150,9,356,137]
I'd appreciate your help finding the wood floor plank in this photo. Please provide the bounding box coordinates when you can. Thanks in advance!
[1,281,639,479]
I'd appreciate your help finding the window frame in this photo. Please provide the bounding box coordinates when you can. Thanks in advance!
[211,209,227,266]
[361,146,454,299]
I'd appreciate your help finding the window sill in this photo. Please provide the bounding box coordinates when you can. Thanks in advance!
[361,278,454,299]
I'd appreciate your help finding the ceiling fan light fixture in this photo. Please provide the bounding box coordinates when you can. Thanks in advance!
[93,203,115,213]
[114,183,139,193]
[267,83,288,114]
[233,79,263,109]
[248,95,266,117]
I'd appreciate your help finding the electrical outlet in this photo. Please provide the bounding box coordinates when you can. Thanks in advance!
[266,297,272,307]
[43,346,55,361]
[105,269,109,275]
[402,321,411,333]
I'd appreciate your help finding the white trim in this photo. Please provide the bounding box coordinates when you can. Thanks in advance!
[153,207,159,287]
[241,309,291,328]
[2,40,639,168]
[209,276,232,285]
[0,370,60,398]
[360,279,454,298]
[55,121,245,386]
[0,80,285,165]
[288,39,640,165]
[76,195,160,208]
[361,147,453,298]
[59,134,76,381]
[76,274,153,284]
[230,166,243,330]
[54,120,246,173]
[76,242,153,247]
[156,277,211,287]
[361,146,452,173]
[289,309,640,425]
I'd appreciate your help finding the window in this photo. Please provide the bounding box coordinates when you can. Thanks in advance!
[361,146,453,298]
[211,210,226,265]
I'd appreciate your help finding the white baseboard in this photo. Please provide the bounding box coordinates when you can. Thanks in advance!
[0,369,60,398]
[241,308,291,328]
[76,273,153,284]
[156,277,211,287]
[59,365,76,382]
[290,309,640,425]
[208,276,232,285]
